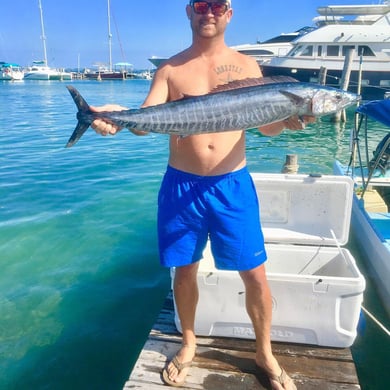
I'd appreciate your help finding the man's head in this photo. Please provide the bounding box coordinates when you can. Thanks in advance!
[186,0,233,41]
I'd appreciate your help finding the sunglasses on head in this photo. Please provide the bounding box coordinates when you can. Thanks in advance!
[190,1,230,16]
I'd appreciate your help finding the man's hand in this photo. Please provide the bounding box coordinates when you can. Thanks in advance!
[90,104,127,136]
[283,115,316,130]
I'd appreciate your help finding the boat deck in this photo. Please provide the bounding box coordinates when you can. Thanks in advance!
[124,293,361,389]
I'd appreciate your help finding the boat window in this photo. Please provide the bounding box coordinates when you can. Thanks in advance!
[358,46,375,57]
[299,45,313,56]
[317,46,323,56]
[288,45,302,57]
[342,45,355,57]
[238,49,274,56]
[326,45,339,57]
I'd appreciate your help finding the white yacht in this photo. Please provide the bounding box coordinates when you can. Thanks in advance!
[261,2,390,99]
[147,56,167,68]
[231,27,314,65]
[0,62,24,81]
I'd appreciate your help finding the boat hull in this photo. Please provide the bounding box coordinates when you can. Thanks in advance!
[24,70,72,81]
[350,196,390,317]
[0,72,24,81]
[84,72,126,80]
[333,161,390,317]
[49,73,72,81]
[147,56,167,68]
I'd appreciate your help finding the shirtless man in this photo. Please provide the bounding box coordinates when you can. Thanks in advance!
[92,1,310,388]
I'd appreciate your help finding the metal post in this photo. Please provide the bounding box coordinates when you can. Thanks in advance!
[107,0,113,72]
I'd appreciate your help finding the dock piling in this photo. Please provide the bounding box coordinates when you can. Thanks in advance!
[281,154,299,174]
[332,47,355,122]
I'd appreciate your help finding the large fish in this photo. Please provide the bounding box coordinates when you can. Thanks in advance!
[65,76,359,147]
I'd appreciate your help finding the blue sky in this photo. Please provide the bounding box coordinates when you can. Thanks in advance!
[0,0,378,69]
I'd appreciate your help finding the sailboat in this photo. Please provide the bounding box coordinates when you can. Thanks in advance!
[84,0,130,80]
[24,0,72,81]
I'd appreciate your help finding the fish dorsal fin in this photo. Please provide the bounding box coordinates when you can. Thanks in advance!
[210,76,298,94]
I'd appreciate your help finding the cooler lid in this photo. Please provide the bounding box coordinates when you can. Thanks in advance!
[251,173,354,246]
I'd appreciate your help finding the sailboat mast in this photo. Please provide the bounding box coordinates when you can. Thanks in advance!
[38,0,48,67]
[107,0,113,72]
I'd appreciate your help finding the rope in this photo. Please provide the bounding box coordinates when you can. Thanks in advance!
[361,305,390,336]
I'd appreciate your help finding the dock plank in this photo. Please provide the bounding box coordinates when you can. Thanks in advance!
[125,293,360,389]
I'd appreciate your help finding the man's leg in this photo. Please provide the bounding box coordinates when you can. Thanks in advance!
[165,262,199,384]
[240,264,296,390]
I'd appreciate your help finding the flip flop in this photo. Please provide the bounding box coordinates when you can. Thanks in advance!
[162,355,193,387]
[269,367,297,390]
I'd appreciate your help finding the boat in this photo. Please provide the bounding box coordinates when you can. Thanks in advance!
[231,27,315,65]
[0,62,24,80]
[147,55,167,68]
[333,98,390,317]
[24,0,72,81]
[83,64,128,80]
[24,61,72,81]
[261,1,390,100]
[84,0,130,80]
[127,69,153,80]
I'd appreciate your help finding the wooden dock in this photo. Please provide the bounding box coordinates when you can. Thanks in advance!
[124,293,361,389]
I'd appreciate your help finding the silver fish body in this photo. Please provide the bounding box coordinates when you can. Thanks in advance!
[66,79,359,147]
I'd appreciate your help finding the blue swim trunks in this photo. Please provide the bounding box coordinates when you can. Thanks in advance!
[157,166,267,271]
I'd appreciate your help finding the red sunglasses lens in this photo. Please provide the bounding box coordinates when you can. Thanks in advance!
[193,2,228,16]
[193,2,209,14]
[211,3,227,15]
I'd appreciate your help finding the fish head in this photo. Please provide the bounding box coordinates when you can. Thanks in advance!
[311,88,360,115]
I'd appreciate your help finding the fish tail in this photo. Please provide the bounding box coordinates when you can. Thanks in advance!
[65,85,92,148]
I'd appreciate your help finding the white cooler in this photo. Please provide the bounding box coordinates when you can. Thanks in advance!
[172,173,366,348]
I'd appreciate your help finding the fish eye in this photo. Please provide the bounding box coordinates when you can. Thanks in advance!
[335,93,342,100]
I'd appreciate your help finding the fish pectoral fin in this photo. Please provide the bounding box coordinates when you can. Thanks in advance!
[279,90,306,106]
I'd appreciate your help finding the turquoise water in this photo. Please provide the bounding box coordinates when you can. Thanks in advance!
[1,80,389,389]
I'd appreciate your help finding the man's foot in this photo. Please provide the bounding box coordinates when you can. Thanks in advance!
[162,344,196,387]
[255,364,297,390]
[268,367,297,390]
